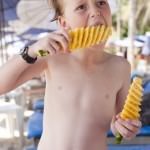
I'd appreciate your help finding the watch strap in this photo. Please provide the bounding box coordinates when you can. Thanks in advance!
[20,46,37,64]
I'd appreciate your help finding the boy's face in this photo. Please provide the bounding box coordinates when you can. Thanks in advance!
[59,0,112,29]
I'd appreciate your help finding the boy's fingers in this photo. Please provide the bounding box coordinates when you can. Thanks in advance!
[115,120,124,133]
[123,121,140,133]
[126,120,142,128]
[57,28,71,52]
[115,114,120,119]
[50,33,69,52]
[116,118,141,138]
[49,40,61,52]
[59,28,70,43]
[117,118,141,128]
[115,120,134,139]
[48,44,57,55]
[115,120,130,137]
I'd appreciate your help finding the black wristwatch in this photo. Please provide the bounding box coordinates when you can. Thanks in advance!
[20,46,37,64]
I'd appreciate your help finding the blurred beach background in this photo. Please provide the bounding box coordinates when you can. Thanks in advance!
[0,0,150,150]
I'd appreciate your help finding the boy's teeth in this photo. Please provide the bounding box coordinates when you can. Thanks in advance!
[91,24,103,27]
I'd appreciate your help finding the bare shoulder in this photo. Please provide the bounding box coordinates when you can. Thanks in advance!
[107,53,131,72]
[104,53,131,86]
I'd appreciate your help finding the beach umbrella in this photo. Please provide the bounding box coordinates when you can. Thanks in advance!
[0,0,43,65]
[16,0,57,30]
[0,0,20,64]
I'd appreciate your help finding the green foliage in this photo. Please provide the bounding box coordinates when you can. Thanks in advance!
[121,0,128,5]
[113,0,150,37]
[121,22,128,38]
[112,15,117,29]
[139,26,150,35]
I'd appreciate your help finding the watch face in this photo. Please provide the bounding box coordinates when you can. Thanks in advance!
[20,47,27,55]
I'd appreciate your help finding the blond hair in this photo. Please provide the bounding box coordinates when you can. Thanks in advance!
[48,0,63,21]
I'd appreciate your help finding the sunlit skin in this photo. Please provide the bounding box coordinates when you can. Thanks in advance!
[37,0,141,150]
[0,0,142,150]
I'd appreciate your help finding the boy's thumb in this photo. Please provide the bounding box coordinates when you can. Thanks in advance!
[116,113,121,119]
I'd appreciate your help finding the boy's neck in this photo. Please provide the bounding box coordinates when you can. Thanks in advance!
[71,44,106,65]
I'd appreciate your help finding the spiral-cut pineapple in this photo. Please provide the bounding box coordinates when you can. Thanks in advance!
[69,25,112,51]
[116,77,143,144]
[120,77,143,120]
[36,25,112,56]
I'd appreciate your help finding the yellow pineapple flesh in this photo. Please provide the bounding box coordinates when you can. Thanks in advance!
[120,77,143,120]
[69,25,112,51]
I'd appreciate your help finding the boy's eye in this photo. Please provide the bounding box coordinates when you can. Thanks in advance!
[97,1,107,7]
[76,4,87,11]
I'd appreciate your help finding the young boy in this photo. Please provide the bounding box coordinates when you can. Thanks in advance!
[0,0,141,150]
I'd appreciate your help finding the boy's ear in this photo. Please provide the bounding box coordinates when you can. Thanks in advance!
[58,16,70,30]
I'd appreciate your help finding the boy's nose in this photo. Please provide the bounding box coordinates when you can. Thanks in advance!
[90,7,101,18]
[91,11,100,18]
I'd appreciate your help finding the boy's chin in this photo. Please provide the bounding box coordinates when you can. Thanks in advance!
[93,43,106,49]
[86,44,105,52]
[71,43,106,52]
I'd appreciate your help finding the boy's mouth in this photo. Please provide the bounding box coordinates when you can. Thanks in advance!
[89,21,106,27]
[90,23,104,27]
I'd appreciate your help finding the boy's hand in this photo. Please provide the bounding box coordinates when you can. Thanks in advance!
[114,115,142,140]
[28,28,70,57]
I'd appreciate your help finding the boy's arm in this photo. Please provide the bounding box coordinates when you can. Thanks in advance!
[0,28,70,95]
[0,54,47,94]
[111,60,131,135]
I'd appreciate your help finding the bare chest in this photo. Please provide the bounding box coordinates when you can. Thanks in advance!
[47,61,120,119]
[47,60,119,98]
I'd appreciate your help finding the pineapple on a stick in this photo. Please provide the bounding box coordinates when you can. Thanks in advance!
[115,77,143,144]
